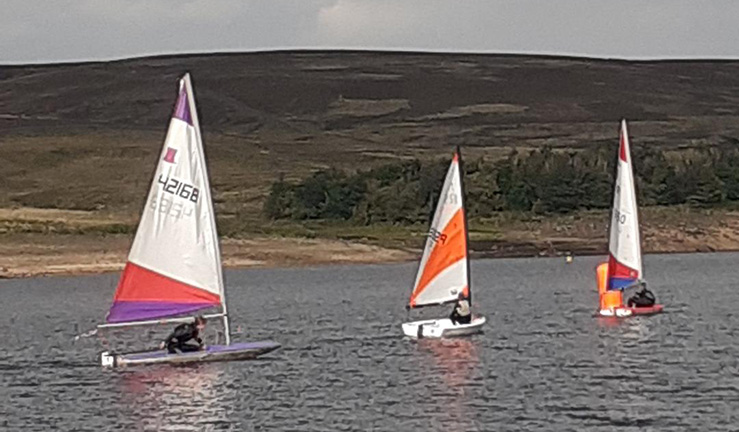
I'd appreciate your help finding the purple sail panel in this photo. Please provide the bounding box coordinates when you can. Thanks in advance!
[172,88,193,125]
[107,301,217,323]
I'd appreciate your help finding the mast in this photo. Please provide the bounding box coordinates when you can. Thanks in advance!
[456,145,472,306]
[625,120,645,282]
[184,74,231,346]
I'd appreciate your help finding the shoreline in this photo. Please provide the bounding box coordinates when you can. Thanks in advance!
[1,235,736,279]
[0,235,417,279]
[4,207,739,279]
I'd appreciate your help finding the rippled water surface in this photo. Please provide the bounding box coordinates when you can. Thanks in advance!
[1,253,739,431]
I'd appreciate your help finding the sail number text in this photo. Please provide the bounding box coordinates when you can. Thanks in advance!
[428,227,448,244]
[158,175,200,203]
[148,175,200,219]
[150,196,194,219]
[613,208,627,224]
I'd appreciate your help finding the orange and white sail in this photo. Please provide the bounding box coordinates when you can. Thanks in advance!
[107,74,225,323]
[408,149,470,308]
[606,119,643,291]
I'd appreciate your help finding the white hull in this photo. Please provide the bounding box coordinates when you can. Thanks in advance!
[402,316,486,339]
[597,304,663,318]
[598,308,633,318]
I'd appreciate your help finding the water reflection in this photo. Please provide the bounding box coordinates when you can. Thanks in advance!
[418,337,481,432]
[3,254,739,430]
[115,366,230,431]
[421,338,479,387]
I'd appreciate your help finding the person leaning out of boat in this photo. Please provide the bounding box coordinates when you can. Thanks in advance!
[627,281,656,308]
[450,292,472,325]
[159,316,207,353]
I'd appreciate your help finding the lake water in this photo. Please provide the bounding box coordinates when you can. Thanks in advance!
[1,253,738,431]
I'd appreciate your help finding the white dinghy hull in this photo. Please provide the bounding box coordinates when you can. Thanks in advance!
[402,316,486,339]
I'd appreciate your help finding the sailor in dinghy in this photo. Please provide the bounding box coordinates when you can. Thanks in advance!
[596,120,663,318]
[160,315,207,353]
[449,292,472,325]
[96,74,280,367]
[626,282,656,308]
[402,147,486,339]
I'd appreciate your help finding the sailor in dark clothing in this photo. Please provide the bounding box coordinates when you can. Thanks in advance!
[449,292,472,325]
[160,316,206,353]
[627,282,656,308]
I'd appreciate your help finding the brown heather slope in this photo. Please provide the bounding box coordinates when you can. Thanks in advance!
[4,51,739,215]
[2,51,739,276]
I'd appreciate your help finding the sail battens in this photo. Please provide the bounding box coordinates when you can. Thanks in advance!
[409,150,470,308]
[105,74,225,324]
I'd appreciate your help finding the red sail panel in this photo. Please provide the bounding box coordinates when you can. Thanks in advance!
[107,262,221,323]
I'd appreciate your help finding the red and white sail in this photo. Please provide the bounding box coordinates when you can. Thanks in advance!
[107,74,224,323]
[409,150,470,308]
[607,119,642,290]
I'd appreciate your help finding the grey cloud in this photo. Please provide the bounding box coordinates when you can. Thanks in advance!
[2,0,738,63]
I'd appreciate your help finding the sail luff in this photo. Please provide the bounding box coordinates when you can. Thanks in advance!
[181,75,231,344]
[624,120,643,281]
[457,146,472,306]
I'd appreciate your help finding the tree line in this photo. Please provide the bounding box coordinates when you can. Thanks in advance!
[264,139,739,224]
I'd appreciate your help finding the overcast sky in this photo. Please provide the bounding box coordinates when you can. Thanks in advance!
[3,0,739,64]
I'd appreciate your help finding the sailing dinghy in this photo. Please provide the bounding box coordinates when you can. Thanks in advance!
[596,120,663,318]
[402,147,486,338]
[97,74,280,367]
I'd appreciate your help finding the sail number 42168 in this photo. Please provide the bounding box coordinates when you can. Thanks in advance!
[157,175,199,203]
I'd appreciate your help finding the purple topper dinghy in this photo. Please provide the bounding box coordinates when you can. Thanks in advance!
[96,74,279,367]
[101,341,281,367]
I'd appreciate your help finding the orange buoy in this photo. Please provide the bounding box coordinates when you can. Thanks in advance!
[596,262,622,311]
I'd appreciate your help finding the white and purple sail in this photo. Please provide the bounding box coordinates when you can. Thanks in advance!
[107,74,225,323]
[606,119,643,290]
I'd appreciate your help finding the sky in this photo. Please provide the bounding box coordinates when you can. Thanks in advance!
[3,0,739,64]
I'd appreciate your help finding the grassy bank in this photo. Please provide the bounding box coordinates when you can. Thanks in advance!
[2,205,739,278]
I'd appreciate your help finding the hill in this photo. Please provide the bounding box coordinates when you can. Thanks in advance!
[2,50,739,276]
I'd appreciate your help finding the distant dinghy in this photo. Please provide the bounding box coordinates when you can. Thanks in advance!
[97,74,279,367]
[596,120,663,318]
[402,147,485,338]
